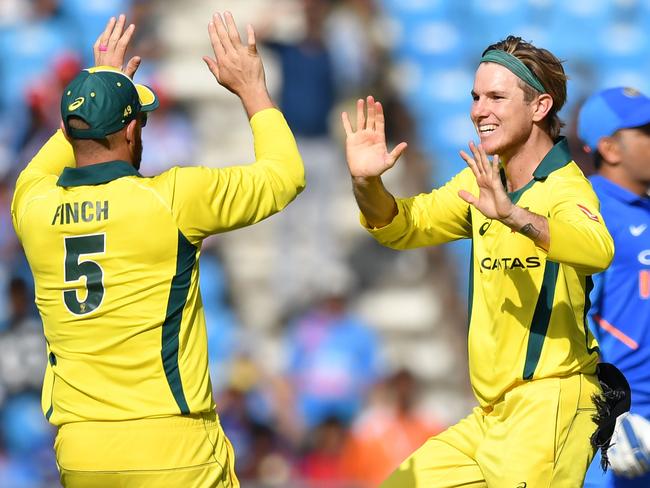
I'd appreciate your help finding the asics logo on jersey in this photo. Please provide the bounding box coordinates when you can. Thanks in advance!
[68,97,85,111]
[516,483,527,488]
[479,220,492,236]
[630,224,647,237]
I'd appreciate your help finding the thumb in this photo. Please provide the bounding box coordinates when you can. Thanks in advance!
[202,56,220,79]
[388,142,408,165]
[124,56,141,79]
[458,190,477,206]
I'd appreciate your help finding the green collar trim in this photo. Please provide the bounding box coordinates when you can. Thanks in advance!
[57,161,142,187]
[505,137,571,203]
[533,137,571,179]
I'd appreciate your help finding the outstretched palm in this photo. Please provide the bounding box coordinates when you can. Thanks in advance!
[342,96,407,179]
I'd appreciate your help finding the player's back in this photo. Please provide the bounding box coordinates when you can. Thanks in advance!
[17,162,213,425]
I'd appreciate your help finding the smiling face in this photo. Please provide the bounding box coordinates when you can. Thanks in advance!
[470,62,538,159]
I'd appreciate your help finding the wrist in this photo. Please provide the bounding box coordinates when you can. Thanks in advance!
[499,204,519,229]
[352,175,383,186]
[240,88,274,119]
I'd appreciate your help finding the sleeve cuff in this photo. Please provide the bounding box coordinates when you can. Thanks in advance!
[360,199,409,242]
[250,107,282,128]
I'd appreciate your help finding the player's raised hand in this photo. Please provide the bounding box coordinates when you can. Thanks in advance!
[203,12,266,96]
[458,142,514,220]
[342,96,407,179]
[93,14,141,78]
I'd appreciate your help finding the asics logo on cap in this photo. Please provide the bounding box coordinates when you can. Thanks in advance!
[68,97,85,111]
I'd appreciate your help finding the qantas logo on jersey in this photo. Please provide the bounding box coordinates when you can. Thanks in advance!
[52,201,109,225]
[480,256,541,270]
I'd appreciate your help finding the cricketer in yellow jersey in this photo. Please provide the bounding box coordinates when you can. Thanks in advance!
[342,36,626,487]
[11,12,304,488]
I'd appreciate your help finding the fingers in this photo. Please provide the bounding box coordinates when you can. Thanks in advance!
[95,16,116,51]
[214,13,234,53]
[114,23,135,66]
[108,14,127,49]
[223,11,242,47]
[208,19,226,60]
[366,95,376,131]
[247,24,257,55]
[341,111,353,136]
[356,99,365,132]
[468,141,486,177]
[374,100,385,138]
[491,153,500,177]
[94,16,115,62]
[459,149,480,178]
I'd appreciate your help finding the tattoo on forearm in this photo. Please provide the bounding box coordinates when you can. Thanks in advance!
[519,223,541,240]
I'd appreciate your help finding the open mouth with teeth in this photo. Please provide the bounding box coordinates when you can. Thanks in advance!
[479,125,497,134]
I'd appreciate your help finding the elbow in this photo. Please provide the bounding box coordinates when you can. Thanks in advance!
[294,156,306,194]
[587,235,615,274]
[595,237,615,273]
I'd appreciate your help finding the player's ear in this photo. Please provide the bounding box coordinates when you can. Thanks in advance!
[597,136,621,166]
[125,119,138,145]
[60,120,71,142]
[531,93,553,123]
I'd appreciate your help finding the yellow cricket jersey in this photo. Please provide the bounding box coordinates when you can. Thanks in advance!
[364,138,614,406]
[11,108,304,426]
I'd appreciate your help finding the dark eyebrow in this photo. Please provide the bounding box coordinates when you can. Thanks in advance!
[472,90,508,98]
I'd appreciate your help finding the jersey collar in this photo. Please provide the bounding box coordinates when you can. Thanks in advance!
[505,137,572,204]
[532,137,571,180]
[57,161,142,187]
[590,174,650,206]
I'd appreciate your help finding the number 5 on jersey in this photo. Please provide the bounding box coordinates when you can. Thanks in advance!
[63,234,105,315]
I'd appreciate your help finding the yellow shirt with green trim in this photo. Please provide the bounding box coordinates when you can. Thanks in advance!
[11,108,304,425]
[364,138,614,406]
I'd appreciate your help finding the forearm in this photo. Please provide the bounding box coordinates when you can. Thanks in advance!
[500,205,550,251]
[352,176,398,228]
[251,108,304,193]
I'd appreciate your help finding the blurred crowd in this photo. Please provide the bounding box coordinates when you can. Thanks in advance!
[5,0,648,486]
[0,0,456,487]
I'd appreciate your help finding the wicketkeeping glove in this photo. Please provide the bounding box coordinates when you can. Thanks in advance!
[608,412,650,478]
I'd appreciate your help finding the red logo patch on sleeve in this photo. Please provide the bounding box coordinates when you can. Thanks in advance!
[577,204,600,222]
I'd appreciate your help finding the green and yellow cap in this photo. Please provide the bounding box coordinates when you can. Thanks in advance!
[61,66,159,139]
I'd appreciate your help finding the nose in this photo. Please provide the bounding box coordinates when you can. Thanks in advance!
[471,97,488,121]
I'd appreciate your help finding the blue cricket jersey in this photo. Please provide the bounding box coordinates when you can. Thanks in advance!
[589,175,650,419]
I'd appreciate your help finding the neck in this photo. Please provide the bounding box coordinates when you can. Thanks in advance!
[600,167,650,197]
[73,147,133,168]
[501,129,555,192]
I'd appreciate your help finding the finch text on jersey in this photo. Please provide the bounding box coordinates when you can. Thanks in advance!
[51,201,109,225]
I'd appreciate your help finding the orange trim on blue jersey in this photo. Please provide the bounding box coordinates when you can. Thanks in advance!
[594,314,639,350]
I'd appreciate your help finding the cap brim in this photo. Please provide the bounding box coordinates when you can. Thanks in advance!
[620,100,650,130]
[136,84,159,112]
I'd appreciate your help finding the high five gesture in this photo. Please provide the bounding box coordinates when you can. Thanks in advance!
[203,11,273,118]
[342,96,407,179]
